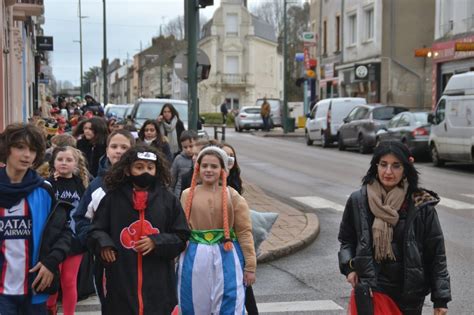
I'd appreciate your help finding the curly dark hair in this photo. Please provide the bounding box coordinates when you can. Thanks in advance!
[362,140,420,194]
[72,117,108,145]
[222,142,243,195]
[104,145,171,191]
[0,123,46,169]
[137,119,165,144]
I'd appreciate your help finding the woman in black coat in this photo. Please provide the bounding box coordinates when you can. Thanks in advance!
[338,141,451,315]
[137,119,173,165]
[74,117,108,177]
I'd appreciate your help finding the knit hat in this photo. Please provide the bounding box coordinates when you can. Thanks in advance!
[196,146,230,173]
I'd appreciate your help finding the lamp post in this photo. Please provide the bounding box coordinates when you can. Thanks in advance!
[283,0,289,133]
[77,0,87,99]
[102,0,108,105]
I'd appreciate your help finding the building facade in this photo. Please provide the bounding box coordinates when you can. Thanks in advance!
[310,0,435,110]
[1,0,44,130]
[431,0,474,108]
[197,0,283,112]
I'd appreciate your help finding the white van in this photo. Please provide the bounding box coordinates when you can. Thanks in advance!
[429,72,474,166]
[305,97,367,147]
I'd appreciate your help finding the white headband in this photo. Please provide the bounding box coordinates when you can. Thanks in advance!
[196,146,230,173]
[137,151,157,161]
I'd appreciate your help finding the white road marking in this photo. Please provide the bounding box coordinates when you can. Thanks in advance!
[438,196,474,210]
[257,300,344,312]
[461,194,474,199]
[292,196,345,212]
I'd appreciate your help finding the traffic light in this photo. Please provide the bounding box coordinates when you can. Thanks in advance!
[198,0,214,8]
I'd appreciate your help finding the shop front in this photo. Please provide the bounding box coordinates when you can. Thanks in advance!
[431,34,474,109]
[337,62,381,103]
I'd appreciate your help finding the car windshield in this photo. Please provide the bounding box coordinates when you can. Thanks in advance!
[244,108,260,114]
[373,107,406,120]
[413,112,429,124]
[108,106,128,118]
[136,102,188,123]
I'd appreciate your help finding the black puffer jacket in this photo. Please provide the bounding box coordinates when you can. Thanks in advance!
[338,186,451,306]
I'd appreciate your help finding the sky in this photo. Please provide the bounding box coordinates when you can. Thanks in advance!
[44,0,223,85]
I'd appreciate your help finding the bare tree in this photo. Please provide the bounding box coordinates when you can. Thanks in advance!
[164,15,185,40]
[250,0,284,35]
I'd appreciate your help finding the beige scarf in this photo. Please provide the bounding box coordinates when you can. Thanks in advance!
[367,179,408,262]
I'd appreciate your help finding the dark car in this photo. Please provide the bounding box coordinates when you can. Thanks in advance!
[375,111,431,157]
[338,104,408,153]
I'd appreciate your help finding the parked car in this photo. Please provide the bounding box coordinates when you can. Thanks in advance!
[234,106,264,132]
[129,98,208,138]
[428,71,474,166]
[338,104,408,153]
[305,97,366,147]
[104,104,133,120]
[256,98,282,127]
[376,111,431,157]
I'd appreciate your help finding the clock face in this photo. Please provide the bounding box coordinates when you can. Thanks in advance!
[355,65,368,79]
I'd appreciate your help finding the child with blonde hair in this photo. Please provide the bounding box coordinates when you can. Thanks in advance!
[46,146,90,315]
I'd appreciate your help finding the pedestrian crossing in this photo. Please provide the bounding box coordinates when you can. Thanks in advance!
[292,193,474,212]
[60,296,344,314]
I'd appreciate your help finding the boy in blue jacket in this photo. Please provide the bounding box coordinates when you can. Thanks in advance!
[0,123,72,314]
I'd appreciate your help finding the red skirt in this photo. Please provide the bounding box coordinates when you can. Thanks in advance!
[348,289,402,315]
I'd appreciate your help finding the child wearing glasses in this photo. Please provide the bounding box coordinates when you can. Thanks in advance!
[338,141,451,315]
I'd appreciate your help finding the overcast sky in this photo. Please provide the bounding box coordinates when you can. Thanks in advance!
[44,0,223,85]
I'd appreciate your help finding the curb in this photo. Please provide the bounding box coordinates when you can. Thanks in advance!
[257,212,320,263]
[250,130,305,138]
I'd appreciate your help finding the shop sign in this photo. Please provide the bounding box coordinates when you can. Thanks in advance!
[302,32,317,47]
[455,42,474,51]
[354,64,369,80]
[324,63,334,79]
[36,36,53,51]
[432,35,474,62]
[304,48,310,69]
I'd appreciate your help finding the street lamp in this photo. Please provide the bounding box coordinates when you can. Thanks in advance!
[102,0,108,105]
[77,0,88,99]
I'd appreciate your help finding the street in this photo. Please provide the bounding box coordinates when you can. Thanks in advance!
[68,130,473,314]
[228,130,473,315]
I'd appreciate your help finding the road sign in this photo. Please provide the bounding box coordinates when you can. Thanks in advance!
[174,48,210,82]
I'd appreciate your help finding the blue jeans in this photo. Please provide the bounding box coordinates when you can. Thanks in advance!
[0,294,46,315]
[262,116,271,131]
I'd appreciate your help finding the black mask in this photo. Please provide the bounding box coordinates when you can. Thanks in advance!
[130,172,155,188]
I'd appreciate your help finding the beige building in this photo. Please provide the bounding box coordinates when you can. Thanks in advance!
[1,0,44,130]
[197,0,283,112]
[309,0,435,109]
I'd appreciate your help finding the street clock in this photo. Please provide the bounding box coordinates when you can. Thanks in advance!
[354,64,369,80]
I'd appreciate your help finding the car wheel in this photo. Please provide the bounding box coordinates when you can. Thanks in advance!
[338,133,345,151]
[358,135,370,154]
[431,144,445,167]
[234,124,238,131]
[305,130,313,146]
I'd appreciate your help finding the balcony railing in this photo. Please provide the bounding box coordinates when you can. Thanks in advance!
[10,0,44,21]
[221,73,246,85]
[464,16,474,31]
[440,20,454,37]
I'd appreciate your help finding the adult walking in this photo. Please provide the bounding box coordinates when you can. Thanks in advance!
[260,98,271,131]
[220,101,228,124]
[157,103,185,158]
[338,141,451,315]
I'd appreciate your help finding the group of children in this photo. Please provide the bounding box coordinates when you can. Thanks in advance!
[0,119,258,315]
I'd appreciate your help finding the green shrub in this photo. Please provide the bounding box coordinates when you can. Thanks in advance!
[200,112,235,127]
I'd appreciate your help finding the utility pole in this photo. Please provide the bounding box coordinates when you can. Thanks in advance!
[102,0,108,105]
[78,0,84,99]
[186,0,198,131]
[283,0,289,133]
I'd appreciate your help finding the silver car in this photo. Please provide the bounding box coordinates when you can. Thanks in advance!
[234,106,264,132]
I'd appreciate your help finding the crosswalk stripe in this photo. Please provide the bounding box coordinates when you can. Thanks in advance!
[438,197,474,210]
[63,299,344,314]
[292,196,345,212]
[257,300,343,312]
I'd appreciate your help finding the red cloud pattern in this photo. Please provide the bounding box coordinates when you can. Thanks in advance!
[120,220,159,251]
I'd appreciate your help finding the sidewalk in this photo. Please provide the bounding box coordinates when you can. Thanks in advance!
[243,182,320,263]
[250,127,305,138]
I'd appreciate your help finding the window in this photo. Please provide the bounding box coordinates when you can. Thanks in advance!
[323,20,327,55]
[354,107,369,120]
[348,14,357,45]
[434,100,446,124]
[226,56,239,74]
[387,115,401,128]
[226,13,238,36]
[397,114,411,127]
[336,16,341,52]
[364,8,374,40]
